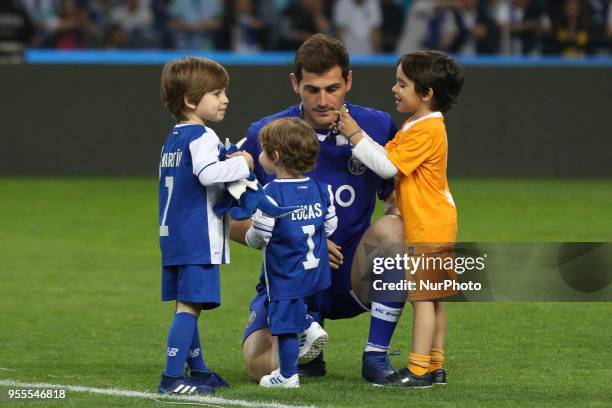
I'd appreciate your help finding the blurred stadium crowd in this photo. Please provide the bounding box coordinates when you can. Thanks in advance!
[1,0,612,62]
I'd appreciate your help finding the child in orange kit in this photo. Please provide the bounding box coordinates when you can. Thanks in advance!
[338,50,464,387]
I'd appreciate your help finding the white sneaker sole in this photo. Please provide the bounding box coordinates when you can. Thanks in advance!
[259,382,300,388]
[298,331,328,364]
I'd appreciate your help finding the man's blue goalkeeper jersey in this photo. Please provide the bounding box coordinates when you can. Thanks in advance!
[256,178,333,301]
[242,103,397,247]
[158,123,229,266]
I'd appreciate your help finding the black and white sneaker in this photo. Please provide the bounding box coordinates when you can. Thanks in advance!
[158,375,215,395]
[189,370,230,389]
[298,352,326,377]
[362,351,395,385]
[430,368,447,385]
[372,368,432,388]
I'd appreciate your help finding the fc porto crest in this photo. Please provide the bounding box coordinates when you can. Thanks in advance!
[348,156,366,175]
[247,310,257,328]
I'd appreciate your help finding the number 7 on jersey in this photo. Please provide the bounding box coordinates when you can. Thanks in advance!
[160,176,173,237]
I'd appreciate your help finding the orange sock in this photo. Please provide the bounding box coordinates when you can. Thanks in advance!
[408,353,430,377]
[428,348,444,372]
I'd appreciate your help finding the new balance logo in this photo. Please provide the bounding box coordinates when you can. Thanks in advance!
[167,347,179,357]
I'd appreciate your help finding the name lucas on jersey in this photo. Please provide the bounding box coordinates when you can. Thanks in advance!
[291,203,323,221]
[160,149,183,168]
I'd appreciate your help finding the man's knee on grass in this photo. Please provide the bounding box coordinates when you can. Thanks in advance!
[367,215,404,244]
[243,329,279,380]
[351,215,404,303]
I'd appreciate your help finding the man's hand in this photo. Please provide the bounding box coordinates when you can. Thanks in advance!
[328,239,343,269]
[229,218,252,245]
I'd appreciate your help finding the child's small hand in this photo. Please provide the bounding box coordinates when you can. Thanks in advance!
[327,239,343,269]
[336,110,363,144]
[229,151,254,171]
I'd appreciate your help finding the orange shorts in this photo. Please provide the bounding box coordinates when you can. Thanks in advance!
[405,244,458,301]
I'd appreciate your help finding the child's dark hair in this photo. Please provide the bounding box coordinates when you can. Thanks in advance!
[161,57,229,121]
[398,51,464,113]
[294,34,350,83]
[259,118,319,174]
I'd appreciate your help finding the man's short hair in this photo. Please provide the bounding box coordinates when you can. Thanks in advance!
[161,57,229,121]
[398,51,464,113]
[259,118,320,173]
[294,34,350,83]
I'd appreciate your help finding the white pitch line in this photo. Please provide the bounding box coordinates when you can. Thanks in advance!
[0,379,317,408]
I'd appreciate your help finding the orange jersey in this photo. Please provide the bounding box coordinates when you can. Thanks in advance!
[385,112,457,243]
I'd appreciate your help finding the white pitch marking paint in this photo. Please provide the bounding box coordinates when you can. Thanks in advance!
[0,379,317,408]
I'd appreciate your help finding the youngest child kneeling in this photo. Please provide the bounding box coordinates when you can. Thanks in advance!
[245,118,338,388]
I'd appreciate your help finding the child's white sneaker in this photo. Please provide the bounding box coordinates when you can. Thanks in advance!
[259,369,300,388]
[298,321,328,364]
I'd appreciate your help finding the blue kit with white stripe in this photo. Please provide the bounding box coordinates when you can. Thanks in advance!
[159,123,251,307]
[243,104,396,253]
[242,104,397,340]
[159,123,230,266]
[258,178,333,301]
[246,177,337,334]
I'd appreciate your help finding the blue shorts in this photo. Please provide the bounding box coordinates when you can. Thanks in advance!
[243,235,368,342]
[269,298,308,335]
[162,264,220,310]
[249,291,328,336]
[326,234,367,319]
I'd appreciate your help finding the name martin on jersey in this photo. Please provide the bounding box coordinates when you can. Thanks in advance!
[160,149,183,168]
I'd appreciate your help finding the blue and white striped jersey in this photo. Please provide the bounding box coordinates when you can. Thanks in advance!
[242,103,397,250]
[246,177,337,301]
[159,123,249,266]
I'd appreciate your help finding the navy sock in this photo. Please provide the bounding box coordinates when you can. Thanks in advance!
[278,333,299,378]
[306,311,323,327]
[160,374,180,389]
[163,312,197,377]
[186,322,209,372]
[366,301,404,351]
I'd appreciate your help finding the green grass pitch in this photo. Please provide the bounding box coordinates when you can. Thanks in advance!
[0,178,611,407]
